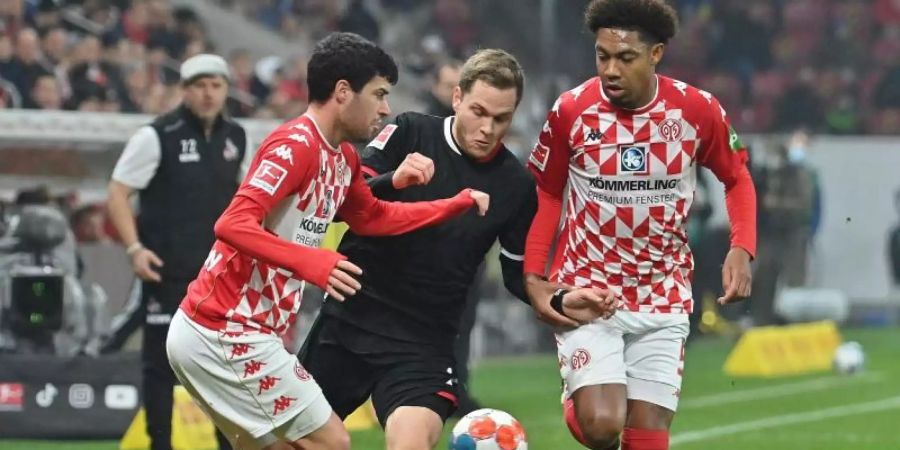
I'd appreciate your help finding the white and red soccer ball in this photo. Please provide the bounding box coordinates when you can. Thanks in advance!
[449,408,528,450]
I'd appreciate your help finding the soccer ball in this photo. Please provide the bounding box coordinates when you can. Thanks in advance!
[833,341,865,375]
[449,408,528,450]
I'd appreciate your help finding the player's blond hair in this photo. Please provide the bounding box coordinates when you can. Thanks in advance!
[458,49,525,106]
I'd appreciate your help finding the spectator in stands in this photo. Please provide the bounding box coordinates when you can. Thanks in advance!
[423,59,461,117]
[434,0,477,57]
[119,62,149,113]
[875,63,900,109]
[28,73,61,109]
[68,34,126,104]
[0,0,25,39]
[9,27,51,104]
[774,68,824,132]
[30,0,62,33]
[40,26,66,70]
[338,0,380,43]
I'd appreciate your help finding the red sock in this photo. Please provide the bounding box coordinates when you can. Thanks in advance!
[564,398,590,447]
[621,427,669,450]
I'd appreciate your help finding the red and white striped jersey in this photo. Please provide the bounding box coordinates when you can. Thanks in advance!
[528,75,749,314]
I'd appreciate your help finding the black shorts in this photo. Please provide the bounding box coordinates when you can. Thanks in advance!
[299,314,459,427]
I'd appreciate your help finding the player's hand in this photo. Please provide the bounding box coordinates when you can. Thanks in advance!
[326,260,363,302]
[718,247,752,304]
[392,152,434,189]
[469,190,490,216]
[131,248,164,282]
[562,288,617,323]
[525,274,580,328]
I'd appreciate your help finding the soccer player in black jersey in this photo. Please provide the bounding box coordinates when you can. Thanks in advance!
[300,49,614,450]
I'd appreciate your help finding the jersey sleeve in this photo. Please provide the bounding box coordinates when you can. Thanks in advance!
[111,126,161,189]
[337,151,476,236]
[215,133,344,290]
[525,93,573,275]
[527,94,574,198]
[235,133,317,211]
[695,93,757,257]
[498,178,538,304]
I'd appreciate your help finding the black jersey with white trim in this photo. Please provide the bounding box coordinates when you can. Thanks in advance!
[322,112,536,349]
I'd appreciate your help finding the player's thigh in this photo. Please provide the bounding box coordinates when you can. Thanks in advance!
[384,406,443,450]
[299,316,374,419]
[284,400,349,450]
[622,313,689,413]
[370,356,459,427]
[166,311,328,446]
[556,318,627,399]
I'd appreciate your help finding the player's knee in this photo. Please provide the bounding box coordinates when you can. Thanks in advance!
[385,430,434,450]
[577,409,624,450]
[331,431,351,450]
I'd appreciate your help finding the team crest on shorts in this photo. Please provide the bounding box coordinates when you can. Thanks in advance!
[571,348,591,370]
[294,361,311,381]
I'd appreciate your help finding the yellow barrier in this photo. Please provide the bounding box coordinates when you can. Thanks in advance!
[120,386,217,450]
[724,321,842,377]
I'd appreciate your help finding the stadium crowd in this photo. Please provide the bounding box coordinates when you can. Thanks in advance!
[1,0,896,134]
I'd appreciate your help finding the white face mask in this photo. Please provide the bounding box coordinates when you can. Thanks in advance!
[788,145,807,164]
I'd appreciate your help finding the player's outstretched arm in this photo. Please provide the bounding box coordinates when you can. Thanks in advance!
[338,161,488,236]
[213,196,359,297]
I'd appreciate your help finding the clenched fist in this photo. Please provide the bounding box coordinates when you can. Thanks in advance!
[392,152,435,189]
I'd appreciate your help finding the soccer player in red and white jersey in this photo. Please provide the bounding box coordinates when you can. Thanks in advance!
[166,33,489,450]
[523,1,757,450]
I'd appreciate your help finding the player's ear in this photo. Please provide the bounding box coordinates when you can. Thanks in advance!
[650,43,665,66]
[451,86,463,112]
[334,79,352,104]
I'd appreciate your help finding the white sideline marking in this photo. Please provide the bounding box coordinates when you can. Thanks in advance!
[671,395,900,446]
[682,372,884,409]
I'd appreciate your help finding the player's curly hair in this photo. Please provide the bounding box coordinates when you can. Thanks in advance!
[307,32,398,103]
[585,0,679,44]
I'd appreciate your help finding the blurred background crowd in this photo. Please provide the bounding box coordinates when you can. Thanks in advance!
[0,0,899,134]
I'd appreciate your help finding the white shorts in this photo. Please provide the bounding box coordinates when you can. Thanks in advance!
[556,311,689,412]
[166,310,332,450]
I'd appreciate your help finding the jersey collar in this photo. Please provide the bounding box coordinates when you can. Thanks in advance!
[599,74,661,114]
[444,116,504,163]
[443,116,462,156]
[303,113,341,153]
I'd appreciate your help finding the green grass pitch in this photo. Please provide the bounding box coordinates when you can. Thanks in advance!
[2,328,898,450]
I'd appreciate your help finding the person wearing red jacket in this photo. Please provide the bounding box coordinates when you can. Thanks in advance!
[166,33,488,450]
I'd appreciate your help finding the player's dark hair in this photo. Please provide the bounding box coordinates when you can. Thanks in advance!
[585,0,679,45]
[458,49,525,106]
[307,32,398,103]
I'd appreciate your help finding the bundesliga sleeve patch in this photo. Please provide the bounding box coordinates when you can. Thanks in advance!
[529,143,550,171]
[728,125,743,152]
[368,124,398,150]
[249,160,288,195]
